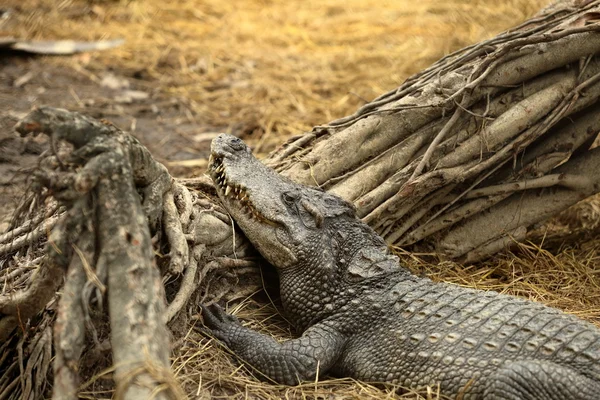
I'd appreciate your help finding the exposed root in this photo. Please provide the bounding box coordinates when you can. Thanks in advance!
[7,107,182,399]
[0,213,60,257]
[52,217,91,400]
[163,189,189,275]
[166,246,199,323]
[410,104,464,180]
[0,204,58,246]
[0,209,77,342]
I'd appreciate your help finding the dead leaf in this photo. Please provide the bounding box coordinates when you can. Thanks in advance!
[115,90,150,103]
[13,71,34,88]
[0,37,124,55]
[101,73,130,90]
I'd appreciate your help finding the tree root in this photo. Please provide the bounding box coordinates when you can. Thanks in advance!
[440,146,600,260]
[1,106,264,398]
[0,206,79,343]
[8,107,185,399]
[52,209,91,400]
[162,189,189,275]
[0,213,60,257]
[0,204,58,246]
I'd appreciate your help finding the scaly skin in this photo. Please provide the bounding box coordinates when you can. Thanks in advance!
[202,133,600,399]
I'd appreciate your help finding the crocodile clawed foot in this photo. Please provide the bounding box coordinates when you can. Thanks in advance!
[200,304,243,347]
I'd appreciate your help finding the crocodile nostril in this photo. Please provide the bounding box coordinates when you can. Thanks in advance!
[227,137,245,151]
[211,134,248,155]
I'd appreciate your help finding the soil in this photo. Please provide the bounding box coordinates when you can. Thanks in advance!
[0,54,232,230]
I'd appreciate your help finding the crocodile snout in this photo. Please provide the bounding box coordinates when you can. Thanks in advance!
[211,133,250,158]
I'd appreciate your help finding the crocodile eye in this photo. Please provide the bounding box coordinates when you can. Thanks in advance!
[282,192,296,205]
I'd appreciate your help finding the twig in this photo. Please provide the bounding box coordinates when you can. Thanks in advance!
[166,246,199,323]
[0,213,61,256]
[0,205,59,245]
[163,190,189,275]
[177,175,214,192]
[463,173,591,200]
[410,104,464,180]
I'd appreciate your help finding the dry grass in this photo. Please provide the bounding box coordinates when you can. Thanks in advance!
[8,0,549,153]
[7,0,600,399]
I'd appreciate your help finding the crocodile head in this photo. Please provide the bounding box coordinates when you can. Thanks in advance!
[208,134,355,270]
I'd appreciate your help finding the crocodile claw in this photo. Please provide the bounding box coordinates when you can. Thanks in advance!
[200,304,242,346]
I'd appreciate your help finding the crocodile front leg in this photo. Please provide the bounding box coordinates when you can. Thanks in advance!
[201,305,346,385]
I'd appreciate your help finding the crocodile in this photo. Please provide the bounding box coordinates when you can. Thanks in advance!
[202,133,600,399]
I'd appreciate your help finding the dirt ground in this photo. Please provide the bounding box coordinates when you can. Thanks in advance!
[5,1,600,399]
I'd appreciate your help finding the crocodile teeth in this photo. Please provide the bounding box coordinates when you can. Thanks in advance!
[225,185,232,196]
